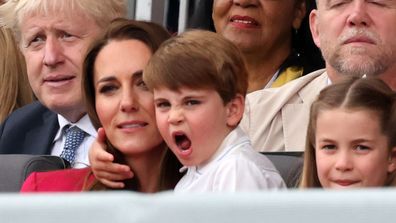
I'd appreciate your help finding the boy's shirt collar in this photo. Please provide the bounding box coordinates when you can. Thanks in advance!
[179,126,250,175]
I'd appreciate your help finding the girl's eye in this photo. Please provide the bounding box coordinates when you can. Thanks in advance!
[322,144,336,150]
[355,145,371,151]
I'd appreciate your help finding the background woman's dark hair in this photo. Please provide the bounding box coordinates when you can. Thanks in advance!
[292,0,324,75]
[188,0,324,75]
[82,18,182,191]
[187,0,325,75]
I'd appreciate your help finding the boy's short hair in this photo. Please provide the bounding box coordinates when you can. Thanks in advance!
[144,30,248,104]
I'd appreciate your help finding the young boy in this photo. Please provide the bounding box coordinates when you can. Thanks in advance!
[143,30,285,192]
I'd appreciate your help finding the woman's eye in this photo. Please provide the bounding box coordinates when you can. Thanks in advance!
[99,85,117,94]
[136,79,149,90]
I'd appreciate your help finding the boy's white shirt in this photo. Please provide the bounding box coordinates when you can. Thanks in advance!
[174,126,286,192]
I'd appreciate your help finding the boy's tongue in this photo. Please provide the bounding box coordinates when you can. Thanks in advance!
[176,135,191,150]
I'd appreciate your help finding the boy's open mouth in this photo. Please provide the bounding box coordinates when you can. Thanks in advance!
[174,133,191,151]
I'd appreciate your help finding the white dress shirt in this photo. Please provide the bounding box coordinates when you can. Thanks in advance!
[174,126,286,192]
[51,114,97,168]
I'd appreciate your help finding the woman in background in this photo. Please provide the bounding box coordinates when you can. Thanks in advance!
[0,27,34,123]
[211,0,322,91]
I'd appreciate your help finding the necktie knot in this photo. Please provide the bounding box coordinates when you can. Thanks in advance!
[60,125,86,164]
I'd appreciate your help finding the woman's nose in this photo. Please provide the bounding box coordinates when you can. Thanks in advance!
[120,90,138,112]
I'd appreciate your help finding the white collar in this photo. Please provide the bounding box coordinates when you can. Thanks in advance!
[179,126,250,175]
[53,114,97,143]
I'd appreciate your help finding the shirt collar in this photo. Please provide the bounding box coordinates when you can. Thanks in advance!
[179,126,250,175]
[263,69,280,89]
[53,114,97,143]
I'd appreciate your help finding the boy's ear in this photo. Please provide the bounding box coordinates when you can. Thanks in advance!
[226,94,245,127]
[387,147,396,173]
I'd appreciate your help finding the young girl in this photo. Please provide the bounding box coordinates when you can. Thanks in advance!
[300,76,396,188]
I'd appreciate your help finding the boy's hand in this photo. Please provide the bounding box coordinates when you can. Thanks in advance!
[89,128,133,188]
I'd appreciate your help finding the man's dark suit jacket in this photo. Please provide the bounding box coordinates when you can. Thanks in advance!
[0,101,59,154]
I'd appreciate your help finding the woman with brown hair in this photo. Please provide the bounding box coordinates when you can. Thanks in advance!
[21,19,182,192]
[0,27,34,123]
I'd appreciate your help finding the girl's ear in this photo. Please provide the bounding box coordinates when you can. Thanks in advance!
[387,147,396,173]
[225,94,245,128]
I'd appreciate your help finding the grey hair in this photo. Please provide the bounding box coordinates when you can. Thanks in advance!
[0,0,127,41]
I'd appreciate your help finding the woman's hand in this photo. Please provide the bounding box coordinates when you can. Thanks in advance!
[89,128,133,188]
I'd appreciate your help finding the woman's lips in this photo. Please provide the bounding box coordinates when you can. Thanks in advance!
[117,121,148,130]
[230,15,259,28]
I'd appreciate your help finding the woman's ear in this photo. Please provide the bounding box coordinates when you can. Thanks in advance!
[225,94,245,127]
[387,147,396,173]
[292,0,306,30]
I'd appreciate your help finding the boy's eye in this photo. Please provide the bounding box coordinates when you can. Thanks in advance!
[156,101,171,108]
[185,100,200,106]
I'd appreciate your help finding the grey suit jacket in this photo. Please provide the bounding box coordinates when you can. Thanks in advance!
[0,101,59,155]
[240,69,328,152]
